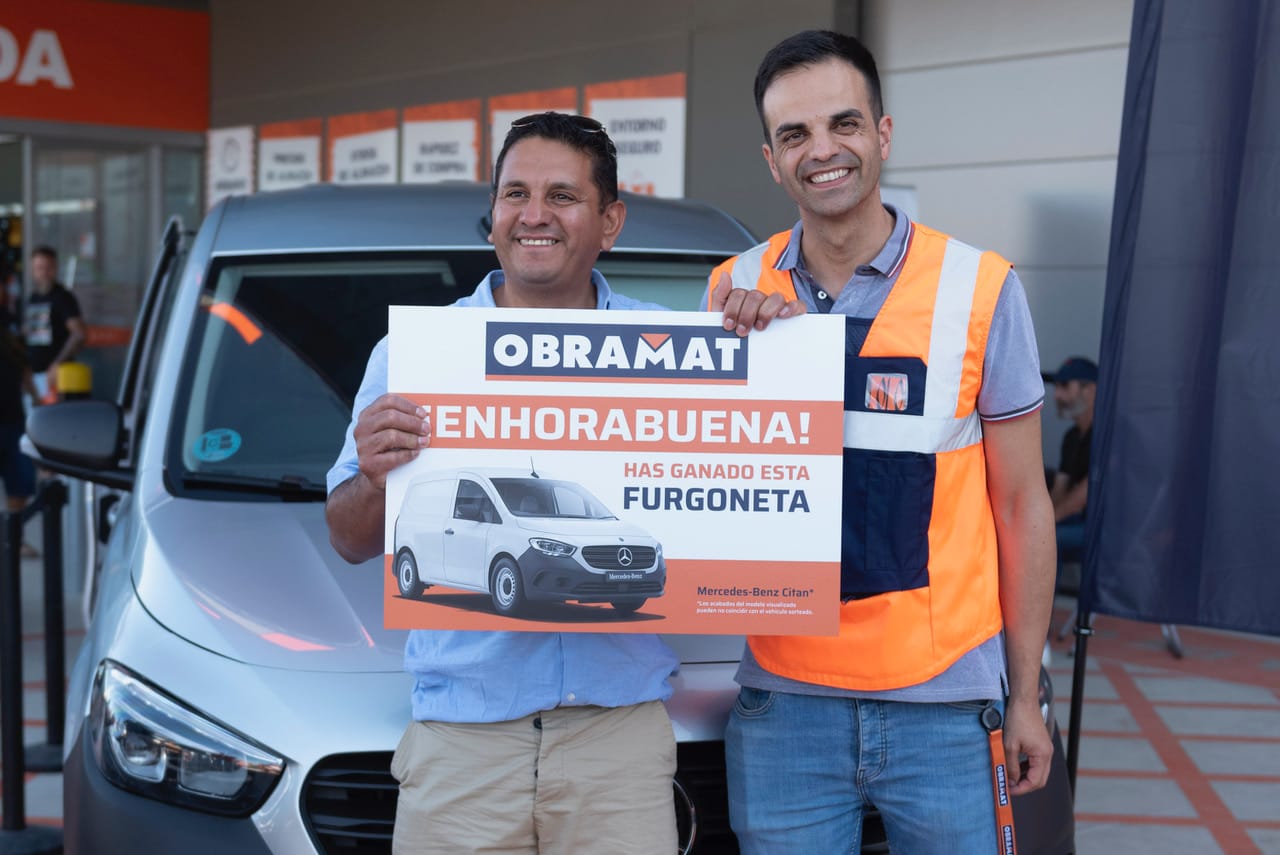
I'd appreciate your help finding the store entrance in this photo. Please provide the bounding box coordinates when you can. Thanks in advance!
[0,131,201,399]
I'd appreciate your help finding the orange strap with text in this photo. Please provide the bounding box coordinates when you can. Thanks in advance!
[983,703,1018,855]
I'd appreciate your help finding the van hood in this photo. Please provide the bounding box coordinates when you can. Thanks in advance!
[133,495,405,672]
[511,516,654,541]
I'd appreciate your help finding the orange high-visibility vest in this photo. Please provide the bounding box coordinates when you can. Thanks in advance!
[710,222,1011,690]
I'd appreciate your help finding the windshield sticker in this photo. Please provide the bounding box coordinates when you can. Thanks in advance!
[194,428,242,462]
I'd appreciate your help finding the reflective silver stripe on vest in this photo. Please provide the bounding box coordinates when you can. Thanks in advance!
[844,410,982,453]
[729,241,769,291]
[923,238,983,419]
[847,235,986,454]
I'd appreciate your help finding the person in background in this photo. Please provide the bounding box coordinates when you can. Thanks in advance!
[23,245,85,401]
[0,325,39,555]
[1049,356,1097,570]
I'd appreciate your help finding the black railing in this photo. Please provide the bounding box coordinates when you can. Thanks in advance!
[0,477,67,853]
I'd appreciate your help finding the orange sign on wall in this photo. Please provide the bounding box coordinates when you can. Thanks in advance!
[0,1,209,132]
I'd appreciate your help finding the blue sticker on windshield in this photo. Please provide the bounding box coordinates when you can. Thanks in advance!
[194,429,242,462]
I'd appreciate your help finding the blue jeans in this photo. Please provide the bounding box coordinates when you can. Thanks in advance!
[725,689,1004,854]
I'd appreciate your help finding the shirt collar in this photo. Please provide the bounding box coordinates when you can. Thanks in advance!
[473,268,614,309]
[775,203,912,279]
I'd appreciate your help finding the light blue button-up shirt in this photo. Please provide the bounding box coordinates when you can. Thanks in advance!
[328,270,680,723]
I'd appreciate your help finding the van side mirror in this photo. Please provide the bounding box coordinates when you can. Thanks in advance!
[23,400,133,491]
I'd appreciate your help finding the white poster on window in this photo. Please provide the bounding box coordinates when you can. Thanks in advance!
[258,119,322,192]
[329,109,398,185]
[586,74,686,198]
[206,126,254,210]
[402,111,480,183]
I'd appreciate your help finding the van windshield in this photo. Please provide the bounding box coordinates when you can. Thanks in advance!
[169,254,490,500]
[491,478,617,520]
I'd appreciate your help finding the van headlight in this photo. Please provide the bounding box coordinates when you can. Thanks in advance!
[88,661,284,816]
[530,538,575,557]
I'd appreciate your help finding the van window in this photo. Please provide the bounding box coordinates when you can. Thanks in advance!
[454,479,497,523]
[594,254,730,310]
[491,478,616,520]
[168,253,491,500]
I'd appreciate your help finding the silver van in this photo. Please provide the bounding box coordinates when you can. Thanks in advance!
[26,183,754,854]
[393,467,665,616]
[26,182,1074,854]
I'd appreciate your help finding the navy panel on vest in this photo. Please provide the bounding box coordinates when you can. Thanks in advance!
[844,318,927,415]
[839,319,935,598]
[840,447,936,598]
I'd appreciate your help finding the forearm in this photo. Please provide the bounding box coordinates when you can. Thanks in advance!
[53,327,86,365]
[995,489,1056,704]
[325,474,387,563]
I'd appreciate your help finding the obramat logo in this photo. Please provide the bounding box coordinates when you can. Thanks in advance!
[485,321,748,383]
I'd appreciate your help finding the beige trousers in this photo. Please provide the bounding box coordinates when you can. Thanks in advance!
[390,700,677,855]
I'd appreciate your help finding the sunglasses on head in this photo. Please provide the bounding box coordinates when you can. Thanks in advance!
[510,113,606,133]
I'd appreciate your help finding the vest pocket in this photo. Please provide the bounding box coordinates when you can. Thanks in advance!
[841,448,935,597]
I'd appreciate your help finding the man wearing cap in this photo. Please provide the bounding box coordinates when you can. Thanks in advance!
[1050,357,1098,564]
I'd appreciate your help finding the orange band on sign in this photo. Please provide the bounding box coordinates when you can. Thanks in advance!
[585,72,686,104]
[488,87,578,116]
[328,109,397,140]
[400,393,843,454]
[403,99,482,123]
[259,118,323,140]
[0,2,208,131]
[383,556,839,635]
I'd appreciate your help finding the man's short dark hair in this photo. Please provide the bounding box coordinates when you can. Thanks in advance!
[492,112,619,209]
[32,245,58,263]
[754,30,884,142]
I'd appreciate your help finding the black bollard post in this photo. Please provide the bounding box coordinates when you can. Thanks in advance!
[0,510,63,853]
[24,480,67,774]
[1065,610,1094,798]
[1,512,26,831]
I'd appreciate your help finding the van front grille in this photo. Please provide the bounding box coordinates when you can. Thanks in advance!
[582,545,657,569]
[301,748,739,854]
[302,752,397,854]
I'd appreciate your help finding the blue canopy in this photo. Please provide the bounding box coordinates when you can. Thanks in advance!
[1082,0,1280,636]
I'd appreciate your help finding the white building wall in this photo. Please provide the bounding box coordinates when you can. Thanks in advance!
[865,0,1133,460]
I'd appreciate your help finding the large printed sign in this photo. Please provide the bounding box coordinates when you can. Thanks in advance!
[402,100,481,183]
[585,73,686,198]
[0,3,208,131]
[385,308,846,634]
[488,87,577,179]
[328,109,398,184]
[258,118,322,192]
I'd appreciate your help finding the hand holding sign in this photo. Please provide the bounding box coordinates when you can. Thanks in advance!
[710,269,807,337]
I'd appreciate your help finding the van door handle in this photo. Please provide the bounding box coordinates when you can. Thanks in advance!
[445,528,455,535]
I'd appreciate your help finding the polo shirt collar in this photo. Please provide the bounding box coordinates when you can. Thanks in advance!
[775,203,912,280]
[474,268,615,309]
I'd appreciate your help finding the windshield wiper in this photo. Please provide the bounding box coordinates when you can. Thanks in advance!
[180,472,327,502]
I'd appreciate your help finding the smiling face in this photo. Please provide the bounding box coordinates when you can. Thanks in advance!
[488,136,626,309]
[760,58,892,227]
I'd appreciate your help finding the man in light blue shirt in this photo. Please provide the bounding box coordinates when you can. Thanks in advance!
[326,113,679,855]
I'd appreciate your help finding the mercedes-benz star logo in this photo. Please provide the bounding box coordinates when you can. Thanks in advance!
[617,547,634,567]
